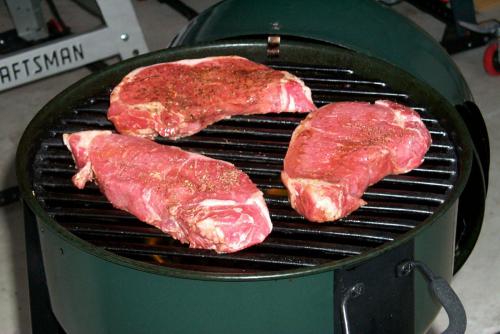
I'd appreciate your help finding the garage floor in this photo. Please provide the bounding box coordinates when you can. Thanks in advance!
[0,1,498,333]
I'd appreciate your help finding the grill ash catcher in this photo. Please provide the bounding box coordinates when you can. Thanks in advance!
[17,1,489,333]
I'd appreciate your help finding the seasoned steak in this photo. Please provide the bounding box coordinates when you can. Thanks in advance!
[281,100,432,223]
[63,131,272,253]
[108,56,316,139]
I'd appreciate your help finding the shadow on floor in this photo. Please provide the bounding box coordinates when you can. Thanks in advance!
[2,155,32,334]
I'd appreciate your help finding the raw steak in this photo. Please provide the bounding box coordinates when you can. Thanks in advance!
[281,100,431,223]
[108,56,316,139]
[63,130,272,253]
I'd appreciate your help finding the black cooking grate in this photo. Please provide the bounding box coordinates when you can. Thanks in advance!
[32,64,458,273]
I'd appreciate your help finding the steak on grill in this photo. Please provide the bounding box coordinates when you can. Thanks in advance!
[108,56,316,139]
[63,130,272,253]
[282,100,432,223]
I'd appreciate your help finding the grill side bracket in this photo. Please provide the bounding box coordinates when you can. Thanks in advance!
[333,240,415,334]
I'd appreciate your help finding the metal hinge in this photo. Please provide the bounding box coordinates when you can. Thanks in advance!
[267,35,280,58]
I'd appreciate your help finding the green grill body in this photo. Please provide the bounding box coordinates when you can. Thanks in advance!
[36,209,457,334]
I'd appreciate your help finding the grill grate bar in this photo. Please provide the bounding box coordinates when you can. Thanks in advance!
[71,106,108,114]
[158,136,291,151]
[258,237,369,256]
[302,77,387,86]
[381,175,453,189]
[270,64,354,74]
[363,189,445,203]
[358,202,434,215]
[39,192,109,204]
[338,216,419,230]
[312,89,409,99]
[271,221,397,242]
[412,167,455,176]
[199,126,292,138]
[47,207,134,220]
[62,118,111,127]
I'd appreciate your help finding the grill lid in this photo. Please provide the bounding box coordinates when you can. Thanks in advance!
[17,41,472,279]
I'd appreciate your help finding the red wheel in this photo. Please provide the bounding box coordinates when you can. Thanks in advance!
[483,42,500,76]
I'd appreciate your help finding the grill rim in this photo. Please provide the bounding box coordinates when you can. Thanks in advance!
[16,40,473,281]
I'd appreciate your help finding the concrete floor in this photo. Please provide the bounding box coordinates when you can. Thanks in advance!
[0,1,498,333]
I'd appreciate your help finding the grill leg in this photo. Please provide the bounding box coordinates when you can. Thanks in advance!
[23,202,65,334]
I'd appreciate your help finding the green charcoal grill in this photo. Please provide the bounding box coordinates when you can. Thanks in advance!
[17,1,489,333]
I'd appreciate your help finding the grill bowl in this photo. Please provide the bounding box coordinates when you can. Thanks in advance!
[17,40,473,280]
[16,39,475,334]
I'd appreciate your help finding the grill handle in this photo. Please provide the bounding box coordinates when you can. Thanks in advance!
[340,283,365,334]
[397,260,467,334]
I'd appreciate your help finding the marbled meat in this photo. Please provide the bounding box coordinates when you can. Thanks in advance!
[108,56,316,139]
[282,100,431,223]
[63,130,272,253]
